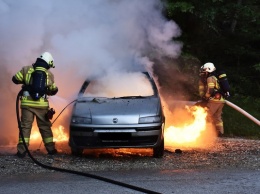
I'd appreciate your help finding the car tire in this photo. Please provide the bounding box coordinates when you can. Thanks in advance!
[71,148,84,156]
[153,138,164,158]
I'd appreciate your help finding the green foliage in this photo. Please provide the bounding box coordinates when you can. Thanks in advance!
[166,1,194,16]
[253,63,260,72]
[223,96,260,138]
[162,1,260,137]
[163,0,260,96]
[163,0,260,64]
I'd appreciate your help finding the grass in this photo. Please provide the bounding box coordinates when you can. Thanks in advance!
[223,96,260,139]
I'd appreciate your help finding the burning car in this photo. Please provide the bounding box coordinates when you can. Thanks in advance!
[69,72,165,158]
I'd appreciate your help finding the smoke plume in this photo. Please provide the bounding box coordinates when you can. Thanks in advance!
[0,0,182,145]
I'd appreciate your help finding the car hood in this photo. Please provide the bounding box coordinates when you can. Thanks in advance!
[72,97,161,124]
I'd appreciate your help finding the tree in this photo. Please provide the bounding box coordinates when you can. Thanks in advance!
[163,0,260,97]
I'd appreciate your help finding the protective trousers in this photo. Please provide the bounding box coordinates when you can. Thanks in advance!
[207,102,225,135]
[17,107,56,154]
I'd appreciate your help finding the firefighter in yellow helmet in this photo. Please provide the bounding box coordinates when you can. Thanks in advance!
[12,52,58,158]
[199,62,225,136]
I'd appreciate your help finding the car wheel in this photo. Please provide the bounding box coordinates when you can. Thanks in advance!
[71,148,83,156]
[153,138,164,158]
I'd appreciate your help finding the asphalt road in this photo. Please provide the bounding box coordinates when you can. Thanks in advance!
[1,168,260,194]
[1,138,260,194]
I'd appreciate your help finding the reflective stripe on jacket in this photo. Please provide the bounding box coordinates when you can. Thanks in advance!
[199,75,225,103]
[20,95,49,108]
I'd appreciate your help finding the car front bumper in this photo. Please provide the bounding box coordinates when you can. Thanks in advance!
[69,123,164,148]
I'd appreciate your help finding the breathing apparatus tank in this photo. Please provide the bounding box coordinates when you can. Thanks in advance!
[217,70,230,98]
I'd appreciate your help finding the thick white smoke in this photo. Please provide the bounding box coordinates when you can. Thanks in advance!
[0,0,182,145]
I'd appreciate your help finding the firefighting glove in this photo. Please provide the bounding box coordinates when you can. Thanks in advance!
[45,108,55,120]
[46,87,58,96]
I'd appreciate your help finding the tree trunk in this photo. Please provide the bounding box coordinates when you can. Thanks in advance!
[230,0,243,33]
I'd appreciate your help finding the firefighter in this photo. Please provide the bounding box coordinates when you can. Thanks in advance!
[199,62,225,136]
[12,52,58,158]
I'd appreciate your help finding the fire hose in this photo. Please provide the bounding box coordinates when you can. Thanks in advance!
[225,100,260,126]
[196,99,260,126]
[16,89,161,194]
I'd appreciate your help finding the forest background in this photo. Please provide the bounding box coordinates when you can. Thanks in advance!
[158,0,259,137]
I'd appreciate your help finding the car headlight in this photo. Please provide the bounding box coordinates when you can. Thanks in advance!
[139,116,161,124]
[71,116,92,124]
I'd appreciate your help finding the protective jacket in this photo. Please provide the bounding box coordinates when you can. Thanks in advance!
[13,58,58,155]
[199,72,225,135]
[199,74,225,103]
[12,59,58,108]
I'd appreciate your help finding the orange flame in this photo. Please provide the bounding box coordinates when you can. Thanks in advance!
[164,103,217,149]
[165,105,207,144]
[30,129,41,142]
[30,125,69,144]
[52,125,69,142]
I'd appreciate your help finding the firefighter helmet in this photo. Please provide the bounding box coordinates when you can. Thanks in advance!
[201,62,216,73]
[40,52,55,68]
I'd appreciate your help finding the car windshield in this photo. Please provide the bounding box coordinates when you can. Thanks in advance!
[82,72,155,98]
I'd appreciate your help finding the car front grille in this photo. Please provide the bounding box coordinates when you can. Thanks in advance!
[71,135,159,147]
